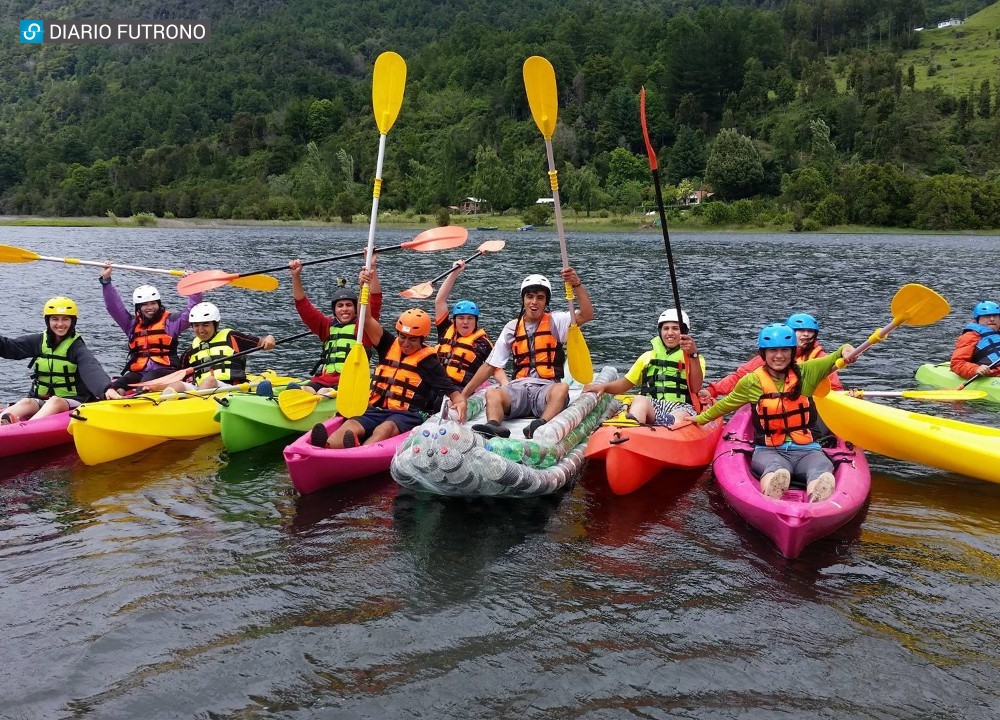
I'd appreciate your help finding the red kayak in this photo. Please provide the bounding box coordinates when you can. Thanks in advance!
[713,406,871,558]
[585,418,723,494]
[0,410,72,459]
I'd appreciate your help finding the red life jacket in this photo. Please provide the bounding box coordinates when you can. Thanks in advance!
[127,311,178,372]
[369,340,438,412]
[511,313,563,380]
[751,366,815,447]
[437,325,489,384]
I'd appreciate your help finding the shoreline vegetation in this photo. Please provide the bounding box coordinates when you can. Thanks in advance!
[1,213,996,235]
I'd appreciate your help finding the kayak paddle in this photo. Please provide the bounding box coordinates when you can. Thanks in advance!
[0,244,277,291]
[130,330,312,389]
[955,356,1000,390]
[851,389,986,401]
[277,387,337,420]
[399,239,505,299]
[175,225,464,297]
[523,55,594,384]
[337,51,408,419]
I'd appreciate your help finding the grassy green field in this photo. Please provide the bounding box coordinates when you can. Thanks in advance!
[901,1,1000,93]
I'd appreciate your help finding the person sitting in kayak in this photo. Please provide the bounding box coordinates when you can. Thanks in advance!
[674,323,855,503]
[99,264,202,392]
[950,300,1000,379]
[289,257,381,394]
[1,296,121,424]
[461,269,594,439]
[308,296,467,449]
[582,309,703,426]
[700,311,842,405]
[433,259,508,389]
[164,302,276,391]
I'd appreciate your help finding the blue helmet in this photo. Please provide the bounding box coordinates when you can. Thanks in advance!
[758,323,797,349]
[786,312,820,332]
[452,299,480,318]
[973,301,1000,320]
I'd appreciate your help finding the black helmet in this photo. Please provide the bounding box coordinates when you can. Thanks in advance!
[331,285,357,311]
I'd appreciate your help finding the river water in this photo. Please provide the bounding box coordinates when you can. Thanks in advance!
[1,226,998,718]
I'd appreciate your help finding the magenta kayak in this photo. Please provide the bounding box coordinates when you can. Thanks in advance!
[712,406,871,559]
[0,410,72,459]
[283,416,410,495]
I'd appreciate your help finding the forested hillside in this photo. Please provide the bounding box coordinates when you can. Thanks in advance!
[2,0,1000,230]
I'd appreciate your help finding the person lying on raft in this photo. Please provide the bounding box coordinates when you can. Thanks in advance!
[289,257,381,395]
[100,264,202,391]
[162,302,275,392]
[1,296,120,424]
[583,309,704,426]
[950,300,1000,380]
[461,268,594,440]
[674,323,855,503]
[309,297,467,449]
[433,258,507,390]
[700,312,842,406]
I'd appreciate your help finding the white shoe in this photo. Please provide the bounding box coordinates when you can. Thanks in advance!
[760,468,791,498]
[807,472,836,503]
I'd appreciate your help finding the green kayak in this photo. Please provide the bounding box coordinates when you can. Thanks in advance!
[215,393,338,452]
[914,362,1000,403]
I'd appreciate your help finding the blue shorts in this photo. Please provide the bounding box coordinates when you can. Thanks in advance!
[356,407,425,436]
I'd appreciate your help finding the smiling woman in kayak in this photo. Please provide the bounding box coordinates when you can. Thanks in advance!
[674,323,854,503]
[1,296,121,423]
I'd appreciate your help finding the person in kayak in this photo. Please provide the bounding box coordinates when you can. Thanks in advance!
[433,259,508,389]
[674,323,855,503]
[164,302,276,391]
[950,300,1000,379]
[700,311,842,404]
[1,296,121,424]
[308,293,468,449]
[460,269,594,439]
[289,257,381,394]
[99,265,202,391]
[582,309,703,426]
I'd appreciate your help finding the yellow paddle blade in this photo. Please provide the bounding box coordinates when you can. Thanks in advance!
[890,283,950,326]
[336,343,371,418]
[229,273,280,291]
[372,51,407,135]
[523,56,558,140]
[0,244,40,263]
[277,388,324,420]
[566,324,593,384]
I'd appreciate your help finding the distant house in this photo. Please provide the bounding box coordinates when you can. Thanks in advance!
[681,190,714,205]
[937,18,963,29]
[458,197,487,214]
[535,197,555,205]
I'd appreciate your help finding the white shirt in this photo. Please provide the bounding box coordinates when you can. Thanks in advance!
[485,311,573,376]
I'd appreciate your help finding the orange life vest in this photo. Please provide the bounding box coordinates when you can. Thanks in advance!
[127,311,178,372]
[437,325,489,384]
[751,366,815,447]
[511,313,564,380]
[798,344,823,361]
[369,340,438,412]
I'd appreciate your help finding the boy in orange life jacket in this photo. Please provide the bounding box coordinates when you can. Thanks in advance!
[308,279,468,450]
[434,259,508,389]
[460,268,594,440]
[289,257,382,394]
[950,300,1000,379]
[99,264,202,391]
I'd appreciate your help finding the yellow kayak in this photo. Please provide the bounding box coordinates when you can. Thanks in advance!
[68,372,296,465]
[813,390,1000,484]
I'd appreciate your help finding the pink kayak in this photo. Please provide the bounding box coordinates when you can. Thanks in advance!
[283,416,410,495]
[712,406,871,559]
[0,410,72,459]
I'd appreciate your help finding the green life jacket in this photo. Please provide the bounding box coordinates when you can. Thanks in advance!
[640,337,690,403]
[30,333,83,399]
[314,323,356,375]
[189,328,242,384]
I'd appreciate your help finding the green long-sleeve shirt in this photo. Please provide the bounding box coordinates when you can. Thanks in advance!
[695,345,847,424]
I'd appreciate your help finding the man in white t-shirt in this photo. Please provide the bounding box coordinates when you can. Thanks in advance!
[460,268,593,439]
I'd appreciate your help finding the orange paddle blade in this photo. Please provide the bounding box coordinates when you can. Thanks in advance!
[176,270,239,296]
[402,225,468,251]
[130,367,191,390]
[399,281,434,299]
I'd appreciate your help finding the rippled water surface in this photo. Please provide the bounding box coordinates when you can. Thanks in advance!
[2,227,999,718]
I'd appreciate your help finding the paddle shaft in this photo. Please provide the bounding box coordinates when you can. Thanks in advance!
[29,255,187,277]
[957,356,1000,389]
[185,329,312,376]
[836,317,905,368]
[542,140,578,320]
[425,247,489,286]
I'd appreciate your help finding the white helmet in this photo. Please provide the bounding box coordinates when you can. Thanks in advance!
[132,285,161,305]
[658,309,691,331]
[520,274,552,295]
[189,302,221,323]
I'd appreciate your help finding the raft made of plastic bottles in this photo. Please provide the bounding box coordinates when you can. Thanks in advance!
[390,366,619,497]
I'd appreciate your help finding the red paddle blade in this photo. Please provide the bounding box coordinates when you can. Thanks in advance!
[639,86,658,170]
[402,226,468,251]
[399,281,434,299]
[130,367,191,389]
[176,269,239,296]
[478,239,506,252]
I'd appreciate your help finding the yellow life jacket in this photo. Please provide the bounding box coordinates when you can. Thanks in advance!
[188,329,241,384]
[30,333,83,399]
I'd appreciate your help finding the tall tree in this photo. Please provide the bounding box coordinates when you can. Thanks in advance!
[705,129,764,200]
